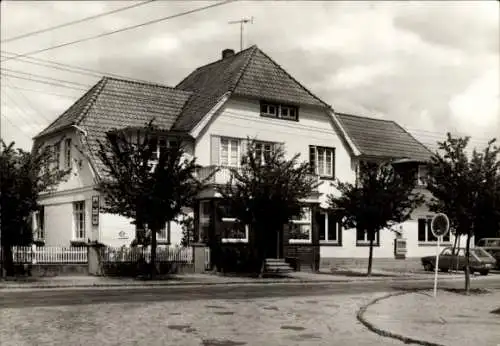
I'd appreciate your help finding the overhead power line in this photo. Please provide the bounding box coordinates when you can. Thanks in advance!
[3,85,80,99]
[0,114,33,140]
[3,77,53,124]
[0,73,89,91]
[1,68,94,87]
[1,51,151,83]
[1,0,237,62]
[1,1,156,44]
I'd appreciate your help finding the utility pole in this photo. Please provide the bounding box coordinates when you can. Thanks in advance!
[228,17,253,51]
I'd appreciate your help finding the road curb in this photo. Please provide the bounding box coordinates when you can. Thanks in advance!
[0,274,466,290]
[0,275,463,289]
[357,290,445,346]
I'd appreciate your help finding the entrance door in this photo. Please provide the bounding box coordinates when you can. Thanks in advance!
[267,229,283,259]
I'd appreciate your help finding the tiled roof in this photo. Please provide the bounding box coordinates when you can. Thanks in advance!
[34,77,192,177]
[233,49,328,108]
[336,112,433,162]
[172,46,256,131]
[172,45,330,131]
[34,79,106,139]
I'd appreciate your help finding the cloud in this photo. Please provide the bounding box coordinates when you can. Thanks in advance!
[1,1,498,152]
[393,1,499,54]
[449,65,500,134]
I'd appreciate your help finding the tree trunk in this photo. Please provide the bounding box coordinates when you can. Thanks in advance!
[150,228,157,280]
[451,232,459,272]
[1,245,14,277]
[367,231,374,277]
[464,232,471,294]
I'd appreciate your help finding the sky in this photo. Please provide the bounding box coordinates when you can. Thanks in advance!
[1,0,498,152]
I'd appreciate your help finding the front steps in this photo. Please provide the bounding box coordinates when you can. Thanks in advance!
[264,258,294,274]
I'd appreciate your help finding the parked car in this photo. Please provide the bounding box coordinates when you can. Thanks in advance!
[421,247,497,275]
[476,238,500,269]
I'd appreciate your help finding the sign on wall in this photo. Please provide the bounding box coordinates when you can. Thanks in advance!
[91,195,100,226]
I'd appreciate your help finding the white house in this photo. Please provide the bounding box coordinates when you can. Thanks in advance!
[32,46,467,270]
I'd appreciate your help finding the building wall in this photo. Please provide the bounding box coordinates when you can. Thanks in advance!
[195,96,356,207]
[320,220,472,262]
[40,188,95,246]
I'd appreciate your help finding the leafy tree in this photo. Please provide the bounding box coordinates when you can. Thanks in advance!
[0,140,68,276]
[97,122,207,278]
[329,161,424,276]
[180,214,195,247]
[217,139,319,277]
[427,133,500,293]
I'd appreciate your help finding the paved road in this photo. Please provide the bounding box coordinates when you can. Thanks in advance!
[2,276,500,308]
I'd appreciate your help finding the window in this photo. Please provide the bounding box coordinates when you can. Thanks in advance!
[220,137,240,167]
[53,142,61,169]
[416,165,428,186]
[33,207,45,240]
[221,218,249,243]
[289,207,312,243]
[418,218,450,244]
[198,200,211,243]
[73,201,86,240]
[254,141,275,164]
[309,146,335,178]
[158,222,170,242]
[356,228,380,246]
[64,139,72,169]
[317,211,341,244]
[260,101,299,121]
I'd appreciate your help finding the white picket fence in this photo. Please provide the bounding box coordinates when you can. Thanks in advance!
[102,246,193,263]
[0,245,194,265]
[4,246,88,264]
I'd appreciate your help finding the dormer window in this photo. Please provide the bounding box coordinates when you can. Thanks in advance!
[260,101,298,121]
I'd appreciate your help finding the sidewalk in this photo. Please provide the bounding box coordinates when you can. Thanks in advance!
[360,289,500,346]
[0,269,469,290]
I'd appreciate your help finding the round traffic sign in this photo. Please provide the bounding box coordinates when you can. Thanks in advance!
[431,213,450,238]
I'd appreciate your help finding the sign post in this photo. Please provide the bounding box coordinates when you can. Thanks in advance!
[431,213,450,298]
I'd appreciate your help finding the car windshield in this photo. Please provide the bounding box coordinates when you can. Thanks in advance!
[472,248,492,258]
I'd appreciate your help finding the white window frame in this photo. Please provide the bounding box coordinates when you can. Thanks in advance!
[289,207,312,244]
[416,165,428,187]
[418,217,451,245]
[279,105,298,121]
[221,218,249,243]
[158,222,170,242]
[310,146,335,178]
[53,142,61,169]
[220,137,240,167]
[33,208,45,241]
[64,138,72,169]
[356,229,380,246]
[198,200,211,243]
[254,141,275,164]
[260,102,298,121]
[318,211,340,244]
[73,201,86,241]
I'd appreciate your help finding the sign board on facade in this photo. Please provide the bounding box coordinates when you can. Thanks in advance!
[91,195,100,226]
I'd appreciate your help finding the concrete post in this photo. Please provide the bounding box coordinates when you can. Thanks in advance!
[88,244,105,276]
[192,243,208,273]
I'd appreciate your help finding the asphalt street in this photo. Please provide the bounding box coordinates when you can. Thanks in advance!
[2,276,500,308]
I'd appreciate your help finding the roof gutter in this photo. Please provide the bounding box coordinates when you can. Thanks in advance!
[328,109,361,156]
[189,92,232,139]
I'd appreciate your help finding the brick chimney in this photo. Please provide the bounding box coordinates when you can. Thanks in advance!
[222,49,235,59]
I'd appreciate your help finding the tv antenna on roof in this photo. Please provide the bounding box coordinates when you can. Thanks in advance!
[228,17,254,51]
